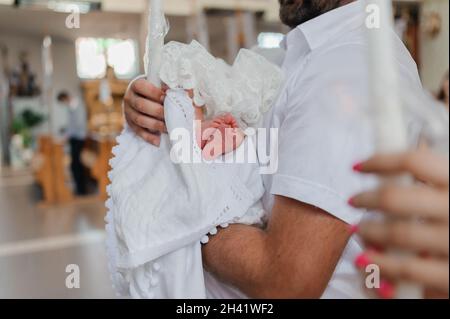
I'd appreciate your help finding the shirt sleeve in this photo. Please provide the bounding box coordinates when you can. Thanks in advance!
[270,51,377,225]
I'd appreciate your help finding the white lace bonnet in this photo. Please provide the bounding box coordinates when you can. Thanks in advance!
[159,40,283,127]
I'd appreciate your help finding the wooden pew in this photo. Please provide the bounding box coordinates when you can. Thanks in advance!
[33,135,73,205]
[80,71,127,200]
[90,139,116,200]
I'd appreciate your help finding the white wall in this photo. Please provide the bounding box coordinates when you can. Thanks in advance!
[420,0,449,92]
[0,32,81,135]
[0,32,80,100]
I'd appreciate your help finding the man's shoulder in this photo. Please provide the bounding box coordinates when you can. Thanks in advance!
[307,34,368,76]
[295,28,419,88]
[288,40,369,96]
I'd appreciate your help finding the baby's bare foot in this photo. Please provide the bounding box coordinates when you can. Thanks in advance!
[200,113,245,160]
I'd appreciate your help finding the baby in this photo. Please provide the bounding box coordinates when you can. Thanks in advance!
[105,41,282,298]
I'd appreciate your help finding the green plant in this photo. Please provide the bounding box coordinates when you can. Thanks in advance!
[11,109,45,148]
[22,109,44,128]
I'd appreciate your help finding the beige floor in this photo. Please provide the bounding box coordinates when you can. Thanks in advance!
[0,168,116,298]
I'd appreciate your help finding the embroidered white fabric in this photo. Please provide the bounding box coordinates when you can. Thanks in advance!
[160,40,282,128]
[105,41,282,298]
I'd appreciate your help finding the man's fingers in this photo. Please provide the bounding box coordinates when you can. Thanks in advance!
[359,220,449,256]
[356,151,449,187]
[137,116,167,133]
[132,96,165,120]
[130,78,163,102]
[124,104,167,133]
[130,123,161,146]
[351,184,449,221]
[366,251,449,294]
[123,77,167,145]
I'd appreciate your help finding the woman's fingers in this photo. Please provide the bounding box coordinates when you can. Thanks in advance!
[359,220,449,256]
[355,151,449,187]
[350,184,449,221]
[352,150,450,297]
[365,251,450,295]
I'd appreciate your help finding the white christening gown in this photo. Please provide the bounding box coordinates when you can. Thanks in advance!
[105,41,282,299]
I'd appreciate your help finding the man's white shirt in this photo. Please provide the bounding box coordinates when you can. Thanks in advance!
[206,0,424,299]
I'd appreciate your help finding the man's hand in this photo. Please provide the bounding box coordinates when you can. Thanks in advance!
[123,77,167,146]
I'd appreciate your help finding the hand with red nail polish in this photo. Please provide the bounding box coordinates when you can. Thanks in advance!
[352,162,364,172]
[350,150,449,298]
[354,253,371,269]
[347,197,355,207]
[349,224,359,234]
[377,280,395,299]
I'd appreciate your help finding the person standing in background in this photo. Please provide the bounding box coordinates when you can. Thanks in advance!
[57,91,88,196]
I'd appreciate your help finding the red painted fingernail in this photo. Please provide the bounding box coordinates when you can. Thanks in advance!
[354,253,371,269]
[348,197,355,207]
[353,162,363,172]
[378,280,395,299]
[349,224,359,234]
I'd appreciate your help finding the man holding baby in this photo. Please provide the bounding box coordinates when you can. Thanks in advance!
[121,0,437,298]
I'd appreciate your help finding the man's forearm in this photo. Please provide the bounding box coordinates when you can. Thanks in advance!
[202,224,272,298]
[202,223,327,298]
[202,196,351,299]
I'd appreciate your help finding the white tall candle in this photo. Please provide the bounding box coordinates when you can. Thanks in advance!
[42,36,54,136]
[0,57,7,169]
[365,0,407,152]
[146,0,165,88]
[365,0,422,299]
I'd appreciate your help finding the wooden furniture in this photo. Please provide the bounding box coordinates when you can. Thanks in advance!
[80,71,128,198]
[81,70,128,139]
[90,139,116,199]
[33,135,73,205]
